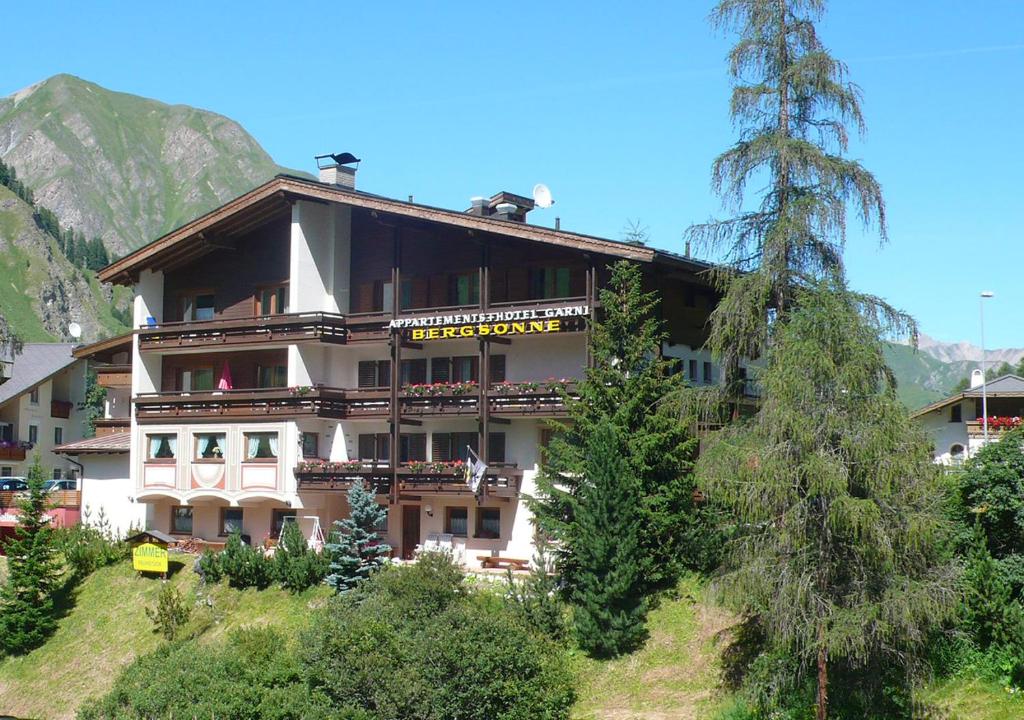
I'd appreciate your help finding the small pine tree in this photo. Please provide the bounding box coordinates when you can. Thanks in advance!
[274,519,328,592]
[0,456,64,655]
[325,480,391,593]
[144,582,192,641]
[569,421,648,657]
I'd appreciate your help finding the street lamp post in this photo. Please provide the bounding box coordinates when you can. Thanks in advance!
[981,291,995,443]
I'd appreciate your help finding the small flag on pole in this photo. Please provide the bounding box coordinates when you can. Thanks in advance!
[464,446,488,494]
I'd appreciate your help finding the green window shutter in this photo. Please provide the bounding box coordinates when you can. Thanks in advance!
[555,267,570,297]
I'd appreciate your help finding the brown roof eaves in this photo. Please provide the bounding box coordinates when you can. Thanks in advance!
[98,176,713,285]
[55,431,131,454]
[73,332,133,361]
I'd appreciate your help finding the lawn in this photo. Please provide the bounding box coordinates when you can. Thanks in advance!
[0,554,330,720]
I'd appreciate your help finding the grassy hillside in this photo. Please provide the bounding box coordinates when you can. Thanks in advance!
[884,342,972,410]
[0,557,330,720]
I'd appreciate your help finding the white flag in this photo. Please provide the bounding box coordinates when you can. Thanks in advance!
[464,446,488,494]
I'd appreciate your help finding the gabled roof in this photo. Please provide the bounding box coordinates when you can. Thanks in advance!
[73,332,132,362]
[0,344,78,409]
[911,374,1024,418]
[55,431,130,455]
[98,175,715,285]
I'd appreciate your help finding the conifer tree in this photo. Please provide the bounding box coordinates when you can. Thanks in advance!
[568,420,648,657]
[531,260,704,598]
[325,480,391,593]
[0,456,63,655]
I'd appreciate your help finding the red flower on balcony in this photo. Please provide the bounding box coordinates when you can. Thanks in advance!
[986,416,1022,430]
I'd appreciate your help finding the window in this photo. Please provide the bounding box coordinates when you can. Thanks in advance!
[28,425,38,445]
[195,432,226,460]
[451,356,477,383]
[0,467,11,478]
[358,433,391,463]
[529,266,571,299]
[476,508,501,539]
[171,506,193,535]
[147,433,177,460]
[950,444,965,459]
[950,404,962,423]
[445,506,468,537]
[400,433,426,462]
[179,367,215,392]
[29,387,39,404]
[52,468,63,481]
[181,292,215,322]
[400,358,427,386]
[272,509,297,539]
[220,508,244,536]
[449,272,480,306]
[257,284,289,315]
[688,359,697,382]
[301,432,319,459]
[358,360,391,389]
[431,432,504,463]
[54,426,63,445]
[376,505,389,532]
[257,365,288,388]
[703,361,713,385]
[0,424,12,443]
[245,432,278,460]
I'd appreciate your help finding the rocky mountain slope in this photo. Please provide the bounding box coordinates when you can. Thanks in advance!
[0,73,300,343]
[916,333,1024,366]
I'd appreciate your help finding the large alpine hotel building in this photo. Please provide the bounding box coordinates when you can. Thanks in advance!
[85,159,741,562]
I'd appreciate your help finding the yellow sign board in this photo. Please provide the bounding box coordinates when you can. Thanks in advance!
[391,304,589,342]
[132,542,169,573]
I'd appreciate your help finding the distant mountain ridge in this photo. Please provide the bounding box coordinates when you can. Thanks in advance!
[915,333,1024,366]
[0,74,300,343]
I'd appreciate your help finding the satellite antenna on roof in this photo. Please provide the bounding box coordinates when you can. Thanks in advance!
[68,322,82,340]
[532,183,554,209]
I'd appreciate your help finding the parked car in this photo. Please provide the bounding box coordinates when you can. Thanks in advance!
[0,478,29,492]
[43,479,78,492]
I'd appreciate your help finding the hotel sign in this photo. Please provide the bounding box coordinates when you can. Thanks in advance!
[132,542,169,574]
[389,304,589,341]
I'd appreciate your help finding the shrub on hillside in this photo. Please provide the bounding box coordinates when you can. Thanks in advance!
[53,509,130,580]
[301,553,575,720]
[78,627,358,720]
[144,582,192,641]
[195,547,224,584]
[274,520,328,592]
[220,533,273,589]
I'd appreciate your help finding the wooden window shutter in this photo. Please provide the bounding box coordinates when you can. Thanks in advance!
[357,361,377,388]
[431,357,450,384]
[377,434,391,462]
[377,360,392,387]
[401,359,426,385]
[488,433,506,463]
[410,433,426,461]
[489,355,506,383]
[358,434,375,460]
[432,433,451,462]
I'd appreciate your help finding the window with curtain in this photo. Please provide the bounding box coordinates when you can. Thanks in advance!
[257,365,288,388]
[171,506,193,534]
[245,432,279,460]
[400,358,427,386]
[449,272,480,306]
[358,434,391,463]
[301,432,319,458]
[180,367,215,392]
[399,433,426,462]
[28,425,38,444]
[445,506,468,537]
[528,267,571,300]
[257,284,289,315]
[148,433,177,460]
[195,433,225,460]
[220,508,244,536]
[476,508,501,539]
[451,356,477,383]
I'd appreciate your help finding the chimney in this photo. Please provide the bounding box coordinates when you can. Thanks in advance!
[970,368,985,389]
[467,196,488,216]
[315,152,360,190]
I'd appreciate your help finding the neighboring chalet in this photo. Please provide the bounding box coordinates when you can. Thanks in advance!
[95,158,747,562]
[912,370,1024,463]
[56,334,141,535]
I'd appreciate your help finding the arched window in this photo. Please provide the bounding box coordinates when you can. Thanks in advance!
[950,444,965,459]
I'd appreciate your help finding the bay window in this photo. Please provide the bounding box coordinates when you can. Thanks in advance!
[245,432,279,461]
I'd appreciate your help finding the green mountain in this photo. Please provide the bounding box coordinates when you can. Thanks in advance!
[0,74,303,342]
[884,342,976,410]
[0,74,293,257]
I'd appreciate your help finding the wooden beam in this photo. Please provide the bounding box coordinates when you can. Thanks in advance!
[487,416,511,425]
[398,417,423,427]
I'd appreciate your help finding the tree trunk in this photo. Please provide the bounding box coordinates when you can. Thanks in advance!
[816,622,828,720]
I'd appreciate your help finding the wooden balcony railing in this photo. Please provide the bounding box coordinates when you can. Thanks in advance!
[51,400,73,419]
[966,420,1021,438]
[137,312,349,352]
[294,463,523,497]
[96,364,132,389]
[0,446,27,462]
[0,490,80,509]
[94,418,131,436]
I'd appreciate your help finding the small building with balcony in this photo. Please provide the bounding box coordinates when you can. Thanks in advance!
[96,157,743,564]
[912,372,1024,464]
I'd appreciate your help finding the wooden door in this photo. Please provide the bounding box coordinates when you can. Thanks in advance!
[401,505,420,560]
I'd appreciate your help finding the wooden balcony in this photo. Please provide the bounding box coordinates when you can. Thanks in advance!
[137,312,349,352]
[51,400,73,419]
[966,419,1021,438]
[96,364,132,389]
[0,446,27,462]
[294,463,523,498]
[0,490,80,509]
[133,386,393,423]
[94,418,131,436]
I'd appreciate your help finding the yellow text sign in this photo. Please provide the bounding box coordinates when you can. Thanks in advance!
[132,542,169,574]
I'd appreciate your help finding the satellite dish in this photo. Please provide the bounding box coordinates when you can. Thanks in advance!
[68,322,82,340]
[532,183,554,209]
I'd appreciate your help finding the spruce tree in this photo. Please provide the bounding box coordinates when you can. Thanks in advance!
[569,420,648,657]
[0,456,63,655]
[325,480,391,593]
[531,260,703,600]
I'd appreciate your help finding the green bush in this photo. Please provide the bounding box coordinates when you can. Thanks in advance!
[220,532,273,589]
[274,520,328,593]
[504,538,567,641]
[301,553,575,720]
[53,510,130,580]
[78,627,353,720]
[144,582,192,641]
[195,547,224,584]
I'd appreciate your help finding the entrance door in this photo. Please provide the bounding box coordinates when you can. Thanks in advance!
[401,505,421,560]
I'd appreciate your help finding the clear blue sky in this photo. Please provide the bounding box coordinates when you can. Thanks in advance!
[6,2,1024,347]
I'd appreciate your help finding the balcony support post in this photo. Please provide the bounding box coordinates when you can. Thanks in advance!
[585,261,595,368]
[390,227,402,504]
